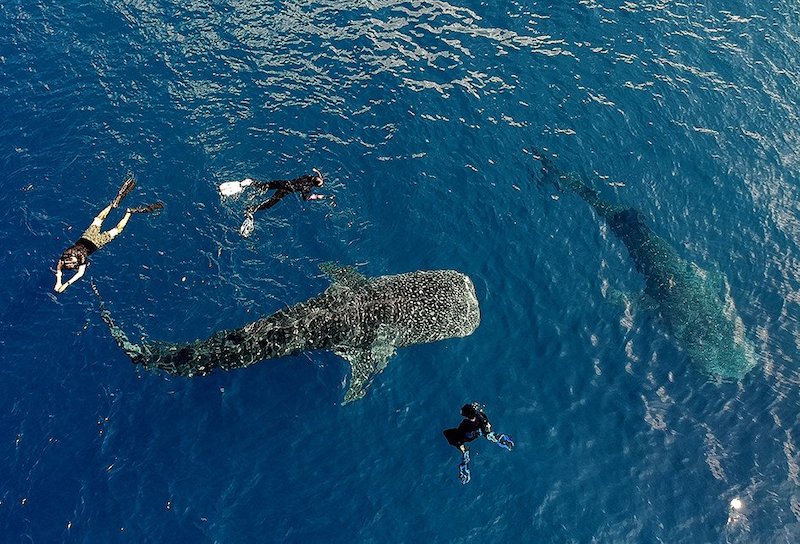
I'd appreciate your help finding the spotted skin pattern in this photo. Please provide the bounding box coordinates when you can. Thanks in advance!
[99,270,480,402]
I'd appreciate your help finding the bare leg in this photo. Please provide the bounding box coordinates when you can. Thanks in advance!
[104,210,133,240]
[91,204,114,229]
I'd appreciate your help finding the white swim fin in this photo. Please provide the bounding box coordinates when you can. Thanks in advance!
[239,215,255,237]
[220,178,254,197]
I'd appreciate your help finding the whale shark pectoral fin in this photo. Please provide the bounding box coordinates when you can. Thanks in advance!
[320,262,368,289]
[606,287,632,309]
[608,284,657,312]
[638,293,659,312]
[334,343,396,404]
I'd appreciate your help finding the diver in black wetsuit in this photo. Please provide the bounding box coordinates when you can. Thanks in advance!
[225,168,327,236]
[444,403,492,453]
[443,403,515,485]
[246,168,326,214]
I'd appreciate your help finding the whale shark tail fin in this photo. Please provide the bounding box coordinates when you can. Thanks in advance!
[91,282,146,364]
[530,148,565,192]
[533,151,617,219]
[335,341,396,404]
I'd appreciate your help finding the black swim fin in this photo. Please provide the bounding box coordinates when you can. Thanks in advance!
[128,202,164,214]
[112,174,136,208]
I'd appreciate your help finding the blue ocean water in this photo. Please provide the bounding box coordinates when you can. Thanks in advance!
[2,0,800,541]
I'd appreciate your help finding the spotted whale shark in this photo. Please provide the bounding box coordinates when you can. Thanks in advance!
[97,266,480,402]
[539,156,756,379]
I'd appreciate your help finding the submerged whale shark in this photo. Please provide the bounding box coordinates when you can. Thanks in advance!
[539,156,756,379]
[97,266,480,402]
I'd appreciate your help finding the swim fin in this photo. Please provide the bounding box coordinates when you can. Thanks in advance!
[240,214,255,237]
[219,178,254,197]
[129,202,164,214]
[112,174,136,208]
[486,432,515,451]
[458,449,471,485]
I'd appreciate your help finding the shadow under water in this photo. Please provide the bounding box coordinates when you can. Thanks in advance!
[538,155,756,380]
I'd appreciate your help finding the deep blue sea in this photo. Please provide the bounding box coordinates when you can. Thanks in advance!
[2,0,800,542]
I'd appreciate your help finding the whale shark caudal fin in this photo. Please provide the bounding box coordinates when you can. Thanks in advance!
[91,283,146,362]
[533,151,618,219]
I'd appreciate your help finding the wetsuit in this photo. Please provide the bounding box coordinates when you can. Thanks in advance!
[248,174,321,214]
[443,412,492,449]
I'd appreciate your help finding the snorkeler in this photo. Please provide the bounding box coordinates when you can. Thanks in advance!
[218,168,327,237]
[443,402,515,485]
[54,175,163,294]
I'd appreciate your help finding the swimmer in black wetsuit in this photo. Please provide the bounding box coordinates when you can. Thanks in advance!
[444,403,493,453]
[232,168,327,236]
[443,403,514,485]
[54,175,163,294]
[246,168,326,214]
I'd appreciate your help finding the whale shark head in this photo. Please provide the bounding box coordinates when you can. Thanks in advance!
[682,319,756,380]
[321,268,481,402]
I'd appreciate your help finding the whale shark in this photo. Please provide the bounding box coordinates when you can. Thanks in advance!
[97,266,481,402]
[538,156,756,379]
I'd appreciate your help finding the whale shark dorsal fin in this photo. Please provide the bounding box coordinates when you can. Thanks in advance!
[334,339,397,404]
[320,262,368,289]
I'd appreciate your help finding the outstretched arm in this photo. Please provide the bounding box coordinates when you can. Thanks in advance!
[54,261,64,292]
[56,265,86,293]
[306,168,326,201]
